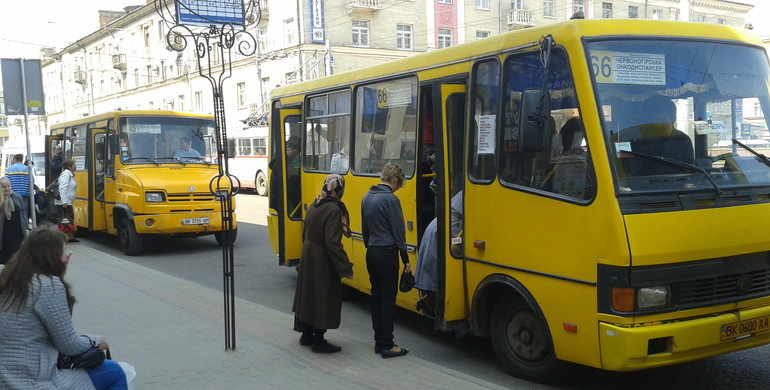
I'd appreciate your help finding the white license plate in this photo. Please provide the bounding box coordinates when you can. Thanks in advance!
[182,217,210,225]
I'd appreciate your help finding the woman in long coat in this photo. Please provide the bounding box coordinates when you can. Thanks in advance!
[292,174,354,353]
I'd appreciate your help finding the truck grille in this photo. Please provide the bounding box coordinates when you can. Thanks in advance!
[167,193,216,202]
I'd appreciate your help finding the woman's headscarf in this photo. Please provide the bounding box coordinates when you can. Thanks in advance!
[317,174,350,237]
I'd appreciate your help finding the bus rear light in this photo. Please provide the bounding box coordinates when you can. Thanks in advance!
[612,287,635,312]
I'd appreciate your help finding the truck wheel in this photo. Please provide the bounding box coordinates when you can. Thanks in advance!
[255,171,267,196]
[118,218,144,256]
[215,227,238,246]
[489,295,567,383]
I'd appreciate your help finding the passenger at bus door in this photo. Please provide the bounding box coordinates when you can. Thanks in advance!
[415,190,463,317]
[268,136,301,214]
[330,148,349,173]
[56,160,78,243]
[292,174,353,353]
[361,163,410,358]
[50,145,63,180]
[5,154,31,219]
[173,137,202,161]
[0,177,28,264]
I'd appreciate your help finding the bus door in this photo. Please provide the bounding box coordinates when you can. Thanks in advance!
[45,135,63,187]
[435,83,468,326]
[88,129,109,231]
[268,104,303,266]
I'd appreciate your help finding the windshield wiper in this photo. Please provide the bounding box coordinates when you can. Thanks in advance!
[154,157,185,165]
[619,149,722,195]
[732,139,770,168]
[122,157,158,165]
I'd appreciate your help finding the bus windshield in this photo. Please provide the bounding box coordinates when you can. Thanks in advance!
[588,39,770,194]
[118,116,216,164]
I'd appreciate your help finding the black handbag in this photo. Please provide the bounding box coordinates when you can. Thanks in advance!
[57,347,110,369]
[399,270,415,293]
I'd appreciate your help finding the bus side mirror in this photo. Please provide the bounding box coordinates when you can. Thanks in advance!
[519,89,551,152]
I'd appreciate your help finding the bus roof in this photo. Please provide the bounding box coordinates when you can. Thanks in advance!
[270,19,761,100]
[50,110,215,131]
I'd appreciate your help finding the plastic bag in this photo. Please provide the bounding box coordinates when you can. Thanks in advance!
[117,361,136,390]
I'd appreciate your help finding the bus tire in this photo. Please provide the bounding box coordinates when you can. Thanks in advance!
[118,218,144,256]
[215,227,238,246]
[489,295,566,383]
[255,171,267,196]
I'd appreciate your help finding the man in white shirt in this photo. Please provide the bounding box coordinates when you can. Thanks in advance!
[173,137,202,161]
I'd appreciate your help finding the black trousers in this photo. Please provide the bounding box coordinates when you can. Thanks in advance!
[366,245,399,350]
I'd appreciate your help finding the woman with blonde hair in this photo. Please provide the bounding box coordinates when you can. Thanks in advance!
[0,225,127,389]
[361,163,411,358]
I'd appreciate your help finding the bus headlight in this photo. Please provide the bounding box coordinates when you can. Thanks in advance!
[145,192,165,203]
[637,286,669,309]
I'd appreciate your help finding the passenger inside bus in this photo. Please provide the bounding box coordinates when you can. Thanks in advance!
[613,96,695,177]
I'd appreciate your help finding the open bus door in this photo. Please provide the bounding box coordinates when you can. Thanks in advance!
[268,105,303,266]
[88,129,109,232]
[435,83,468,328]
[45,135,62,187]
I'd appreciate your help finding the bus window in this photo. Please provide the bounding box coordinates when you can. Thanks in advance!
[304,90,351,173]
[500,49,594,200]
[353,77,418,175]
[469,60,500,182]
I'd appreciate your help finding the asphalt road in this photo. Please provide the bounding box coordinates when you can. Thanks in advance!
[78,192,770,389]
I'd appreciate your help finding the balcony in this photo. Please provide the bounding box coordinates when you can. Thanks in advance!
[346,0,381,14]
[112,54,127,71]
[507,9,535,29]
[73,68,87,85]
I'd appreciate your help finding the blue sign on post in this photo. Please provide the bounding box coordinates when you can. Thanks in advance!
[741,123,751,137]
[176,0,245,26]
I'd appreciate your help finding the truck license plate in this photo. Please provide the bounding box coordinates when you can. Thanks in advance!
[720,315,770,341]
[182,217,210,225]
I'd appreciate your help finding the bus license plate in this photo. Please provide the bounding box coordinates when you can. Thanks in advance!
[720,315,770,341]
[182,217,210,225]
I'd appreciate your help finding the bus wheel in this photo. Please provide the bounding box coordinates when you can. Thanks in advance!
[255,171,267,196]
[118,218,144,256]
[489,295,566,383]
[215,227,238,246]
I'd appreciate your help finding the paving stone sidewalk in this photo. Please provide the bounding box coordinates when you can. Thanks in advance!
[67,244,507,390]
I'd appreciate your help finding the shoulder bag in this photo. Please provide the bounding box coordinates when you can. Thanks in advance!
[57,347,111,369]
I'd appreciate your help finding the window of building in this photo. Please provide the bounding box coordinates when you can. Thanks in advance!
[628,6,638,18]
[476,31,490,40]
[283,18,297,46]
[305,90,352,173]
[696,15,706,23]
[512,0,523,9]
[353,20,370,47]
[178,95,185,111]
[158,21,165,42]
[652,9,662,20]
[438,27,453,49]
[286,71,299,85]
[397,24,413,50]
[543,0,554,17]
[194,91,203,112]
[476,0,489,9]
[143,25,151,48]
[602,2,612,18]
[134,68,140,87]
[353,77,418,176]
[237,82,247,108]
[573,0,584,14]
[718,18,727,25]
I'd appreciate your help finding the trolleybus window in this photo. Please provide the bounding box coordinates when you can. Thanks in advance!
[353,77,418,175]
[588,39,770,195]
[469,59,500,182]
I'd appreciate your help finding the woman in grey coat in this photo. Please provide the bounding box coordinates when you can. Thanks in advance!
[0,225,127,389]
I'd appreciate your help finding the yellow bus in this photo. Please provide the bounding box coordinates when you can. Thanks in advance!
[47,110,236,255]
[268,19,770,381]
